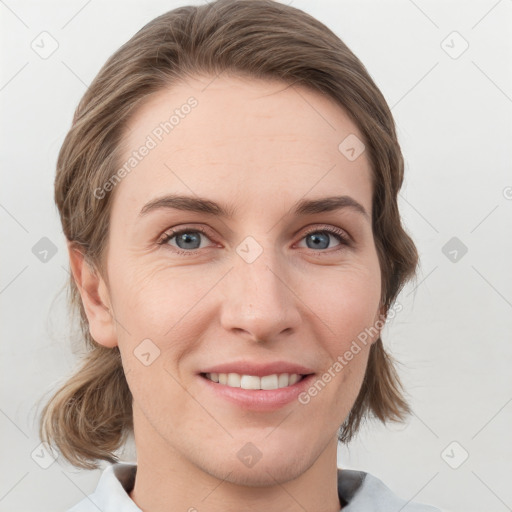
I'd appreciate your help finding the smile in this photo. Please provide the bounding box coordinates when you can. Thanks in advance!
[202,372,306,390]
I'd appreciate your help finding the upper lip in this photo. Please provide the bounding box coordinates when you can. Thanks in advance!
[199,360,316,377]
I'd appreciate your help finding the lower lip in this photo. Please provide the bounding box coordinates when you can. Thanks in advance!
[198,374,315,411]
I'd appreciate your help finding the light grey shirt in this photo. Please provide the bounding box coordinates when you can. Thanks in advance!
[67,462,442,511]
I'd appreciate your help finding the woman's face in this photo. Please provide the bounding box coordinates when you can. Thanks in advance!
[96,75,382,484]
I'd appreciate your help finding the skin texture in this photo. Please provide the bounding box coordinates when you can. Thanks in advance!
[69,74,384,512]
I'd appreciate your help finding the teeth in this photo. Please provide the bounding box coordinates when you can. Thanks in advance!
[204,372,303,390]
[262,374,278,390]
[278,373,289,388]
[241,374,258,389]
[228,373,241,387]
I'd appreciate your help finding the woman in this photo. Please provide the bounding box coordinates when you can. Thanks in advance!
[39,0,441,510]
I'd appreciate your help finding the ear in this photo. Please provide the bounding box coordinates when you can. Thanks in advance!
[67,241,118,348]
[370,303,387,345]
[377,303,387,324]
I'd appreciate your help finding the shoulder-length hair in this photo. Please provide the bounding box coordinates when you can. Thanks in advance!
[39,0,418,470]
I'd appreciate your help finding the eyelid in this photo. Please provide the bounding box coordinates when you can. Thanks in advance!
[295,224,352,250]
[157,225,215,246]
[300,224,351,242]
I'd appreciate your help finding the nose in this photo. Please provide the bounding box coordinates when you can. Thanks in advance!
[219,246,302,343]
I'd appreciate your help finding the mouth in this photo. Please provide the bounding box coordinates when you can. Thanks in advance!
[198,371,316,411]
[199,372,312,390]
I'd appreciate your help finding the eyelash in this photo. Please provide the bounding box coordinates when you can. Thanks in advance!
[157,225,351,256]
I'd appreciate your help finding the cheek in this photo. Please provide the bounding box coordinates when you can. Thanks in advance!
[108,258,217,338]
[309,261,382,339]
[109,263,202,413]
[107,259,220,399]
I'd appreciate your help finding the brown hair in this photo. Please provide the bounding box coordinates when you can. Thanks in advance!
[39,0,418,470]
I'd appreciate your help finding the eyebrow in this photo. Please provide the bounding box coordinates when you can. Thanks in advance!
[139,194,370,221]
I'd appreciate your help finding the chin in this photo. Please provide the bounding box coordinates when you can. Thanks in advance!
[194,438,317,487]
[208,457,311,488]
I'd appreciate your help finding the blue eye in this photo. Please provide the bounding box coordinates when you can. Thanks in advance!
[159,228,212,253]
[158,225,351,256]
[298,227,350,251]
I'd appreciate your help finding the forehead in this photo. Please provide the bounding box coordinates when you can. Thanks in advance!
[115,74,373,217]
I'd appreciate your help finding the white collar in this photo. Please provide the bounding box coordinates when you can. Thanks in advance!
[67,462,440,511]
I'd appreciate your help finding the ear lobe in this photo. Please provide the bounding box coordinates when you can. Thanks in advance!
[67,241,118,348]
[370,304,387,345]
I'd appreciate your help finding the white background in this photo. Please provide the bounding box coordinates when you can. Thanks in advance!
[1,1,511,511]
